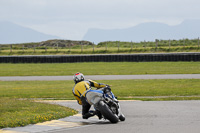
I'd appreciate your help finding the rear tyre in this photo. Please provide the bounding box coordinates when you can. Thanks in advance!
[98,101,119,123]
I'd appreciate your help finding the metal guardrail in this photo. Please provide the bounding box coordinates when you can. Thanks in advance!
[0,53,200,63]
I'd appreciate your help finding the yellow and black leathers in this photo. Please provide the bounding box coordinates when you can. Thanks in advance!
[72,79,106,119]
[72,79,106,105]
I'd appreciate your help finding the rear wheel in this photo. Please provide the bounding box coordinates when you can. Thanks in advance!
[98,101,119,123]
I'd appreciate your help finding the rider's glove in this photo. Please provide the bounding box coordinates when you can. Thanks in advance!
[103,85,111,93]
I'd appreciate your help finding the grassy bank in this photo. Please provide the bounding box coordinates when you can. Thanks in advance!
[0,46,199,55]
[0,39,199,55]
[0,98,78,128]
[0,62,199,76]
[1,79,200,100]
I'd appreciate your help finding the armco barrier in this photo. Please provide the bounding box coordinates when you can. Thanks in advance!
[0,53,200,63]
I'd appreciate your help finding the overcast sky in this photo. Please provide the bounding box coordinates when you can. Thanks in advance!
[0,0,200,40]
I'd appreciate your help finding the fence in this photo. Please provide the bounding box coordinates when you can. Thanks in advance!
[0,53,200,63]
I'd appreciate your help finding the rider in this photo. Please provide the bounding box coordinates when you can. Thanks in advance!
[72,72,107,119]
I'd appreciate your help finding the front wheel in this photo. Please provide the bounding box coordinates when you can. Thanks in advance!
[98,101,119,123]
[119,114,125,121]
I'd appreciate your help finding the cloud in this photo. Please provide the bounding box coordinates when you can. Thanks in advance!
[2,0,199,22]
[0,0,200,40]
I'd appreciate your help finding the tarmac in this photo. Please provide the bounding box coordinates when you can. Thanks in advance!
[1,100,200,133]
[0,74,200,81]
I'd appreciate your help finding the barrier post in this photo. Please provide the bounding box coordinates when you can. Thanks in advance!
[131,41,133,50]
[105,42,107,51]
[10,45,12,53]
[69,43,71,53]
[155,39,158,52]
[118,41,120,52]
[45,45,47,52]
[144,40,146,49]
[81,42,83,52]
[93,42,94,53]
[169,39,171,49]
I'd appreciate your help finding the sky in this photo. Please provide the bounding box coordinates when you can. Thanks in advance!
[0,0,200,40]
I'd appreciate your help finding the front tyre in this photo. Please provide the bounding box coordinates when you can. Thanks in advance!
[98,101,119,123]
[119,114,125,121]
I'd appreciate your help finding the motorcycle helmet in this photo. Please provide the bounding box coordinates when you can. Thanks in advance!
[73,72,85,83]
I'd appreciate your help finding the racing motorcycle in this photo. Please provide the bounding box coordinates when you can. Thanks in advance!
[85,86,125,123]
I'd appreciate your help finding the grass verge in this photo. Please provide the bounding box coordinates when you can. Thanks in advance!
[0,62,200,76]
[1,79,200,100]
[0,98,78,129]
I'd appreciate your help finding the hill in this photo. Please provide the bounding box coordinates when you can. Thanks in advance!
[39,40,93,47]
[83,20,200,44]
[0,21,59,44]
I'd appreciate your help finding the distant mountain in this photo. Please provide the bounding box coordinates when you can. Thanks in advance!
[0,21,59,44]
[83,20,200,44]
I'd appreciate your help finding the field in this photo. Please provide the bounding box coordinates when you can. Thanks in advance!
[1,79,200,100]
[0,62,200,76]
[0,39,199,55]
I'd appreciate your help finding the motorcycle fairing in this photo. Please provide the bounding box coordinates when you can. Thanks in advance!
[85,90,103,106]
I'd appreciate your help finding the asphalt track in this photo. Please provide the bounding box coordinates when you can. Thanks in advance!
[0,74,200,81]
[2,100,200,133]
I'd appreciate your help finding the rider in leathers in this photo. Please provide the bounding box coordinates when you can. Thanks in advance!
[72,72,107,119]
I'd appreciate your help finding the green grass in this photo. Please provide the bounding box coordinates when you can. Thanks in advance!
[0,62,199,76]
[0,81,74,98]
[0,98,78,128]
[1,79,200,99]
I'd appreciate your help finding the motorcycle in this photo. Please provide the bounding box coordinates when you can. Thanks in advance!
[85,86,125,123]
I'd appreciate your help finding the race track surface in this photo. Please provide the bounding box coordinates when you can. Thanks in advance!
[2,100,200,133]
[1,74,200,81]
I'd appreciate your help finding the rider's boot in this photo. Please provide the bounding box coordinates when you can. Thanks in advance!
[82,110,95,119]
